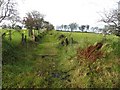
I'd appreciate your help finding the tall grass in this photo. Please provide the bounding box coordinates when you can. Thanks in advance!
[2,30,120,88]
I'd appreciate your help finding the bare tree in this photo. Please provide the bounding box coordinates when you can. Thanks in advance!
[23,10,44,37]
[100,9,118,26]
[78,26,81,31]
[69,23,78,32]
[91,27,99,33]
[86,25,90,30]
[8,13,21,29]
[81,25,86,32]
[7,13,21,41]
[0,0,17,23]
[63,25,68,31]
[60,24,64,31]
[99,9,120,36]
[69,23,78,44]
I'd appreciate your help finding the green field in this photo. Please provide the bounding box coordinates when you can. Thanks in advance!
[2,29,120,88]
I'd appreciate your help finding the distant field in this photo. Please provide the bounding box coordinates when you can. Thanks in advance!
[2,29,120,88]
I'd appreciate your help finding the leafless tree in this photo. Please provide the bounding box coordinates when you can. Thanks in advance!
[69,23,78,32]
[99,9,118,27]
[8,13,21,28]
[0,0,17,23]
[23,10,44,37]
[81,25,86,32]
[99,9,120,36]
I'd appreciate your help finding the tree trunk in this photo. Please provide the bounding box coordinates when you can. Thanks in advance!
[28,28,33,37]
[24,35,27,44]
[21,33,24,45]
[32,29,35,41]
[28,29,30,37]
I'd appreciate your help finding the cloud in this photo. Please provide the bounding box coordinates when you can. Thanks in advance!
[18,0,118,27]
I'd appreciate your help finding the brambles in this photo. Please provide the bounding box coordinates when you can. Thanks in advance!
[77,42,104,62]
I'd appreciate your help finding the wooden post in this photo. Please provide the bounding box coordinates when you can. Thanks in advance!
[24,35,27,43]
[65,37,69,46]
[22,33,24,45]
[2,33,6,39]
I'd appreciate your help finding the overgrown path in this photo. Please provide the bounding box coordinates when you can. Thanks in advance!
[3,30,120,88]
[31,33,70,87]
[3,31,73,88]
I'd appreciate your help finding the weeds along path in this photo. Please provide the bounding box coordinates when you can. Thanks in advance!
[2,31,65,88]
[3,30,120,88]
[33,31,120,88]
[31,31,84,88]
[31,32,69,88]
[31,31,81,88]
[35,32,59,56]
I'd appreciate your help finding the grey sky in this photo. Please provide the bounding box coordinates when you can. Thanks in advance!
[17,0,119,27]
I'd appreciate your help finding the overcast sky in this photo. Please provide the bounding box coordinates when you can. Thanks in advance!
[18,0,119,28]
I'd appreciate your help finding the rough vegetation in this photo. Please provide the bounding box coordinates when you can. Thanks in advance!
[2,29,120,88]
[77,42,103,62]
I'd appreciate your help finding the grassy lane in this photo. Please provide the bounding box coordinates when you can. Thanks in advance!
[31,32,68,88]
[2,30,120,88]
[3,30,69,88]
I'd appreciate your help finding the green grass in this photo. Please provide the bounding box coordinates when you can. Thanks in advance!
[2,29,120,88]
